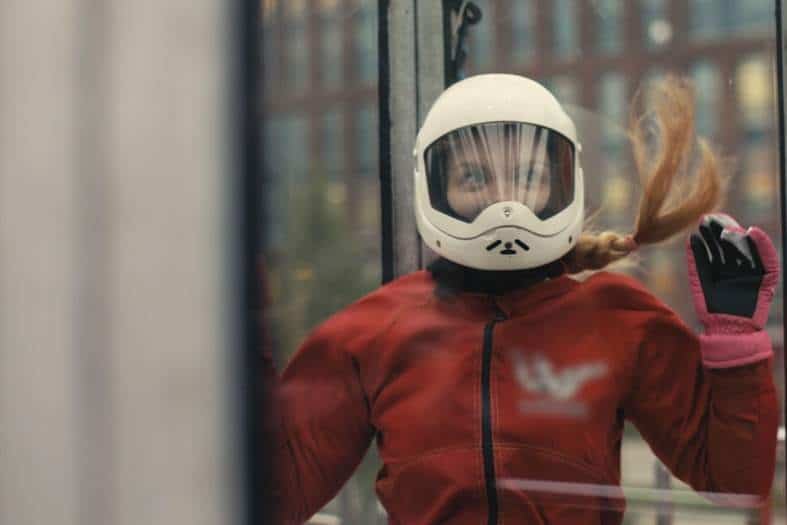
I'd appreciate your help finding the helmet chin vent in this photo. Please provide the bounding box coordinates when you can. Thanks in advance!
[485,239,530,254]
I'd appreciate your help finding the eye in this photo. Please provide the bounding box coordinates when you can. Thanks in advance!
[461,167,488,187]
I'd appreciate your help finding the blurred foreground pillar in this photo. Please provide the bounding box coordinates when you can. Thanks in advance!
[0,1,243,524]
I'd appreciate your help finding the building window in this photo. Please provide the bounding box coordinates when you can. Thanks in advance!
[730,0,772,35]
[321,110,344,182]
[262,0,277,22]
[736,54,776,219]
[285,0,310,93]
[593,0,623,54]
[511,0,535,64]
[641,0,671,49]
[599,72,626,154]
[547,75,579,106]
[356,105,378,177]
[320,7,343,89]
[742,146,776,219]
[690,0,772,39]
[736,54,774,139]
[553,0,578,58]
[468,0,494,71]
[355,0,378,85]
[264,115,310,245]
[689,0,723,39]
[261,9,280,89]
[690,61,720,138]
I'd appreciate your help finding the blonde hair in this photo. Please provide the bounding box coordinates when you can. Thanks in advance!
[562,75,725,274]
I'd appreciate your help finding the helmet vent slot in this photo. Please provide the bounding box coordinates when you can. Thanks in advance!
[486,239,530,253]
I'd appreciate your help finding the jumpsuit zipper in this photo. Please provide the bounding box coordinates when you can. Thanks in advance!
[483,297,508,525]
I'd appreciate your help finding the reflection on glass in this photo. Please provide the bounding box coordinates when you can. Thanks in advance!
[641,0,671,48]
[690,61,720,138]
[593,0,622,54]
[553,0,578,58]
[511,0,535,64]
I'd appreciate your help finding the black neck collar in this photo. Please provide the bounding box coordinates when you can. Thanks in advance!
[427,257,566,298]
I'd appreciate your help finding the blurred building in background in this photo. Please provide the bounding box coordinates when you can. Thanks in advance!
[261,0,781,351]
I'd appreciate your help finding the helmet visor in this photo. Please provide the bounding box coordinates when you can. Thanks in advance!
[424,122,575,223]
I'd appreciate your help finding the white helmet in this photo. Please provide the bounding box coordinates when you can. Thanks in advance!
[414,74,584,271]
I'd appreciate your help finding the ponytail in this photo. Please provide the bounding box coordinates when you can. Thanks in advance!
[563,75,725,274]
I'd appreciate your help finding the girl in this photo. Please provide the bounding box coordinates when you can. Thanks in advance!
[263,74,779,524]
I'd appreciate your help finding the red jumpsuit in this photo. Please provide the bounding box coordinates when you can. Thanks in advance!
[264,269,778,524]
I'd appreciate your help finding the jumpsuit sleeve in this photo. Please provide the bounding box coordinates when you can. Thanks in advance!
[622,308,779,502]
[261,318,376,524]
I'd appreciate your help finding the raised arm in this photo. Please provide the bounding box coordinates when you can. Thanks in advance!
[624,214,780,502]
[623,310,778,500]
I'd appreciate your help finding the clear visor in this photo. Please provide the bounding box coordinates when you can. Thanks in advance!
[424,122,575,223]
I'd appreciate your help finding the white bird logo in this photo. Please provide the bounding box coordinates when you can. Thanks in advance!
[511,351,608,400]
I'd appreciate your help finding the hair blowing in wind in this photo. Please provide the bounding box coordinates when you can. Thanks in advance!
[562,75,725,274]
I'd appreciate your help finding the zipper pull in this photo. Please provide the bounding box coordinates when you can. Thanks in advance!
[489,296,508,321]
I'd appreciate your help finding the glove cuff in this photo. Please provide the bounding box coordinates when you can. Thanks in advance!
[700,330,773,368]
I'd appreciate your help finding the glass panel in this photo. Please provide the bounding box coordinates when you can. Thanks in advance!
[261,0,383,522]
[264,1,785,523]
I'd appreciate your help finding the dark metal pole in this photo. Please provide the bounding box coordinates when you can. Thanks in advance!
[379,0,394,284]
[236,0,263,522]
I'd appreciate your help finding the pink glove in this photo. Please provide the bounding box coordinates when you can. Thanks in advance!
[686,214,780,368]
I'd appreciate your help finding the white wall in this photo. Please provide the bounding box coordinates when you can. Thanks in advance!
[0,1,242,524]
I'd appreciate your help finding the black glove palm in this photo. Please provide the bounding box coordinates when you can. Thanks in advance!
[688,216,765,318]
